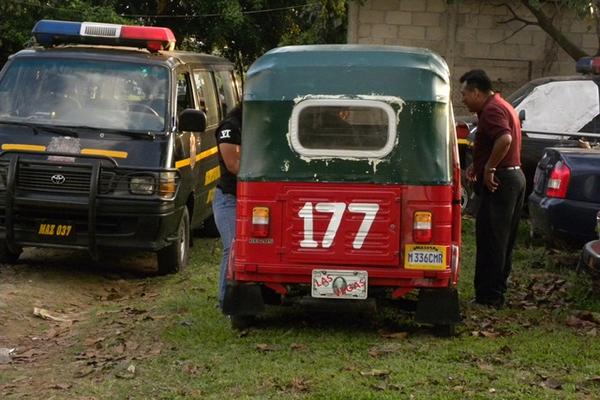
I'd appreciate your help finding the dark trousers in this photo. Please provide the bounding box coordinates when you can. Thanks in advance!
[474,169,526,304]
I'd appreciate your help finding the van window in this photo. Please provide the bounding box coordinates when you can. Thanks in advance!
[192,70,219,127]
[176,72,194,114]
[0,58,168,132]
[215,70,239,117]
[290,99,396,158]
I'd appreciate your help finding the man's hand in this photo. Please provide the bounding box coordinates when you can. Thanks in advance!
[484,169,499,192]
[466,164,477,182]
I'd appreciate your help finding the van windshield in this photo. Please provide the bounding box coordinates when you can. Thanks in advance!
[0,58,168,132]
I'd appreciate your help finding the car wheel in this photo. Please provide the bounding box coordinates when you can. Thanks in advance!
[0,241,22,264]
[157,208,190,275]
[460,170,479,216]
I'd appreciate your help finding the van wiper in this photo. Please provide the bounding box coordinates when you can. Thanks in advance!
[67,125,158,138]
[0,120,78,137]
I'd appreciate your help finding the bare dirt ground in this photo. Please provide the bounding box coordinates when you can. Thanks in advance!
[0,248,165,399]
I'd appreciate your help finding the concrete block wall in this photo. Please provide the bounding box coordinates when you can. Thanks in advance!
[348,0,598,112]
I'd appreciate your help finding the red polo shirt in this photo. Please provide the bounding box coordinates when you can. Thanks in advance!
[473,93,522,179]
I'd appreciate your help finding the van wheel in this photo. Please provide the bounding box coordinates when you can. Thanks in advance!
[157,208,190,275]
[0,241,22,264]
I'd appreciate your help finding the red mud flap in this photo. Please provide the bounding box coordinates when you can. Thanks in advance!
[415,288,461,326]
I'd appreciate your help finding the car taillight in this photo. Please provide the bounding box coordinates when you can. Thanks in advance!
[252,207,270,237]
[546,161,571,199]
[413,211,432,243]
[456,123,470,140]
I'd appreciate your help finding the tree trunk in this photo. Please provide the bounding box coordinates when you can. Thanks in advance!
[521,0,588,61]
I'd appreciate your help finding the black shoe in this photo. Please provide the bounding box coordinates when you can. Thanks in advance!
[470,298,504,309]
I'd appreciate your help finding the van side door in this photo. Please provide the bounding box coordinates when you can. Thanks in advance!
[189,68,221,227]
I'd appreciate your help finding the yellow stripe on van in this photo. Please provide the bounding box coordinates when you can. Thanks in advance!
[204,166,220,185]
[81,148,128,159]
[206,187,216,204]
[176,146,219,169]
[2,144,47,152]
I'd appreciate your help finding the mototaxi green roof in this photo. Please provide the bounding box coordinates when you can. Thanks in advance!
[244,45,450,103]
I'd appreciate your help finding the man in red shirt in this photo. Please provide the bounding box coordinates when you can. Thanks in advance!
[460,69,526,308]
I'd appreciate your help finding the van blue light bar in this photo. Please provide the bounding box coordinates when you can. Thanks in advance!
[32,20,176,52]
[576,56,600,74]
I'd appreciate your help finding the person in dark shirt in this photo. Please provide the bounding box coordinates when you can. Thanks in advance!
[460,69,526,308]
[212,104,242,310]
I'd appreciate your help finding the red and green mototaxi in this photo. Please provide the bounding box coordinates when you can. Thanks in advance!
[225,45,461,326]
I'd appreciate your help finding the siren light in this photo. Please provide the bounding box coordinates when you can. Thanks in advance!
[32,20,176,52]
[576,56,600,74]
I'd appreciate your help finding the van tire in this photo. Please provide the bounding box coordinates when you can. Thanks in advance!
[157,208,190,275]
[0,241,21,264]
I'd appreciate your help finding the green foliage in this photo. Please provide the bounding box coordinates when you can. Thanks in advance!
[0,0,128,64]
[0,1,353,71]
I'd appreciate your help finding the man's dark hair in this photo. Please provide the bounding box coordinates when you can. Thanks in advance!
[459,69,493,92]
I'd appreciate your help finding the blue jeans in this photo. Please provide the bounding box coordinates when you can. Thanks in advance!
[212,187,237,310]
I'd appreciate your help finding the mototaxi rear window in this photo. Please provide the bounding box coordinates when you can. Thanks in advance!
[290,99,396,158]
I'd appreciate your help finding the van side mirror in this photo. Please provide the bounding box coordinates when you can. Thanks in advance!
[178,108,206,132]
[518,109,526,123]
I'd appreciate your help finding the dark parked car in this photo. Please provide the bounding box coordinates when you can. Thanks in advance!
[529,147,600,246]
[458,59,600,213]
[578,211,600,277]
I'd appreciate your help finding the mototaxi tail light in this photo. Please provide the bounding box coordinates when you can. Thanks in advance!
[252,207,270,238]
[413,211,432,243]
[546,161,571,199]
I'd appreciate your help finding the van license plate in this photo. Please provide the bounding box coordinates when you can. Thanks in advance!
[37,222,74,239]
[311,269,368,300]
[404,244,446,270]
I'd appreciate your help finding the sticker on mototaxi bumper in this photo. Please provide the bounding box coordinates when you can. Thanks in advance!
[404,244,447,270]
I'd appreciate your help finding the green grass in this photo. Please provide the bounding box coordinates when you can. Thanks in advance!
[74,219,600,400]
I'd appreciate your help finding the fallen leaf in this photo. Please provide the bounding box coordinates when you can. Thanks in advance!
[74,366,96,378]
[256,343,276,352]
[33,307,71,323]
[290,343,307,351]
[182,363,201,375]
[368,344,401,358]
[50,383,72,390]
[290,378,309,392]
[360,369,390,377]
[379,331,409,340]
[371,382,388,391]
[540,378,564,390]
[477,362,494,372]
[499,345,512,354]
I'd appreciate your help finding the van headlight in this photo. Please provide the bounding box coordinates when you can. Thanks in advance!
[129,175,156,195]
